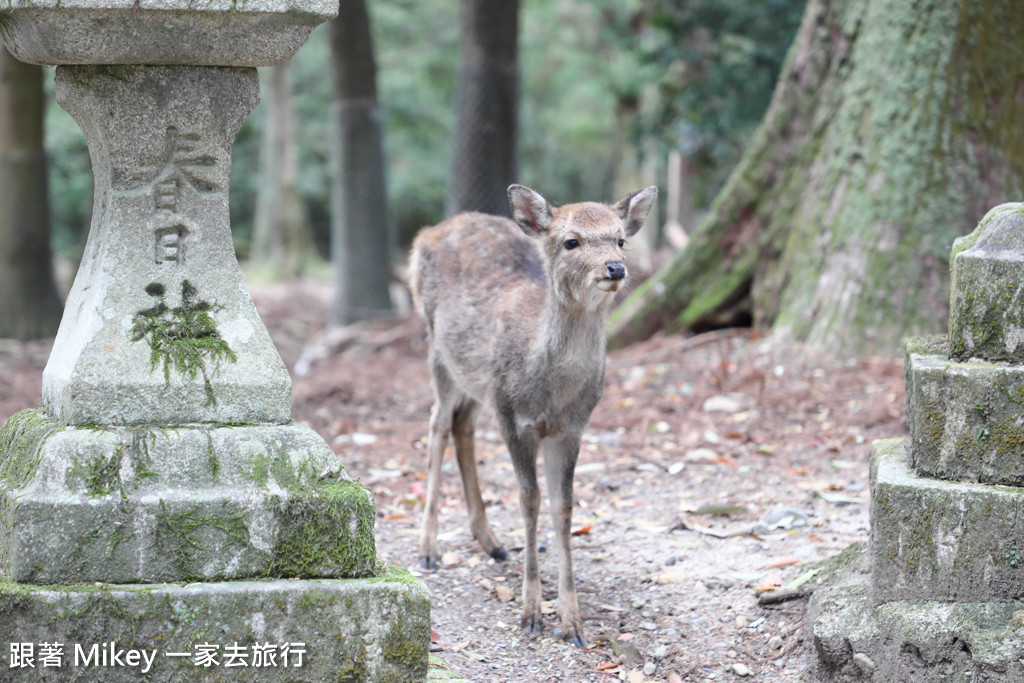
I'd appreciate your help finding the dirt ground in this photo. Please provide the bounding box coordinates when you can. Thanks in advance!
[0,279,906,682]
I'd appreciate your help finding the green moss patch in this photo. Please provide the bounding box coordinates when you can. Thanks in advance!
[65,431,160,499]
[272,480,378,578]
[130,279,237,405]
[244,450,320,492]
[153,499,250,582]
[0,409,61,490]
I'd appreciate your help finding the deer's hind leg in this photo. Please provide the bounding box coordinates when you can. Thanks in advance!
[452,399,507,561]
[418,360,460,570]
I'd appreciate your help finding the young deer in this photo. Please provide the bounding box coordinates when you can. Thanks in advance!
[409,184,657,647]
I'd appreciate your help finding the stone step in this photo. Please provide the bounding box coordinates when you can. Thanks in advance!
[809,564,1024,682]
[870,438,1024,604]
[906,336,1024,486]
[0,567,429,682]
[0,410,377,584]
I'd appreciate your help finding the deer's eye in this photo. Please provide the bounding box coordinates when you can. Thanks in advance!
[564,239,580,250]
[618,239,625,248]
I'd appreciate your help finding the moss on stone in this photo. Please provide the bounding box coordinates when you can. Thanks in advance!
[271,480,377,578]
[905,335,948,359]
[153,499,250,581]
[67,437,160,499]
[129,279,237,406]
[79,447,124,497]
[204,432,219,484]
[0,409,61,490]
[244,449,319,492]
[950,269,1024,362]
[335,647,369,682]
[383,622,428,671]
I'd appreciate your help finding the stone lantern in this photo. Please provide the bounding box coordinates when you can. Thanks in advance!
[0,2,428,680]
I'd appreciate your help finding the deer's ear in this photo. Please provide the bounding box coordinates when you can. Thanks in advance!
[612,186,658,236]
[508,184,553,237]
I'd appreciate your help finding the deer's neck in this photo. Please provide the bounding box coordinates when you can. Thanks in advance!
[533,296,608,374]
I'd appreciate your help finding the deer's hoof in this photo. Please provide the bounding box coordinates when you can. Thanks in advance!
[489,546,509,562]
[554,626,587,649]
[419,555,438,571]
[521,615,542,635]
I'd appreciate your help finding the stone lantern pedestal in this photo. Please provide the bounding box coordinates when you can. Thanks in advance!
[810,204,1024,681]
[0,3,428,680]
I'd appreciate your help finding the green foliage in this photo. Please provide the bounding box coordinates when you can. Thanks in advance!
[642,0,805,202]
[43,70,93,259]
[374,0,458,243]
[43,0,803,261]
[519,0,648,204]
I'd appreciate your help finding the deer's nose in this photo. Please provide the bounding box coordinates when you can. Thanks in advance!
[606,262,626,280]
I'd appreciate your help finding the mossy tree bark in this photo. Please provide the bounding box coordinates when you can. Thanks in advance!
[327,0,394,324]
[611,0,1024,355]
[0,45,63,340]
[446,0,520,217]
[251,61,316,278]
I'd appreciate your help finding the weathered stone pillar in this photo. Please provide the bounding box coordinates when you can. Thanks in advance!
[48,65,290,425]
[810,203,1024,681]
[0,3,428,681]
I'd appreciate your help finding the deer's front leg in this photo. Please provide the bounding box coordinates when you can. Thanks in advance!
[504,422,543,634]
[542,433,585,647]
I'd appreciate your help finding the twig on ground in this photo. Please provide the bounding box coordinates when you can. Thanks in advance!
[757,586,814,605]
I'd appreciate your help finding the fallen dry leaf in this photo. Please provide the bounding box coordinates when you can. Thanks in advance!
[495,585,515,603]
[765,557,801,569]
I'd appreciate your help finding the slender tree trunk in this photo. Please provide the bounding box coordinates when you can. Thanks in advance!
[611,0,1024,355]
[328,0,394,324]
[0,44,63,339]
[251,60,314,277]
[446,0,520,217]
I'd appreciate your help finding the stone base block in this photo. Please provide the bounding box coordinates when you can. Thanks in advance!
[0,410,376,584]
[906,336,1024,486]
[0,566,429,682]
[870,438,1024,604]
[809,560,1024,682]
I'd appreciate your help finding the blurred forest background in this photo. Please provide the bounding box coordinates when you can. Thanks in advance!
[43,0,800,255]
[4,0,1024,355]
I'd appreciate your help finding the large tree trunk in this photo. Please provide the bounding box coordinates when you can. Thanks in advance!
[251,61,315,277]
[611,0,1024,355]
[328,0,394,324]
[0,45,63,339]
[446,0,520,217]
